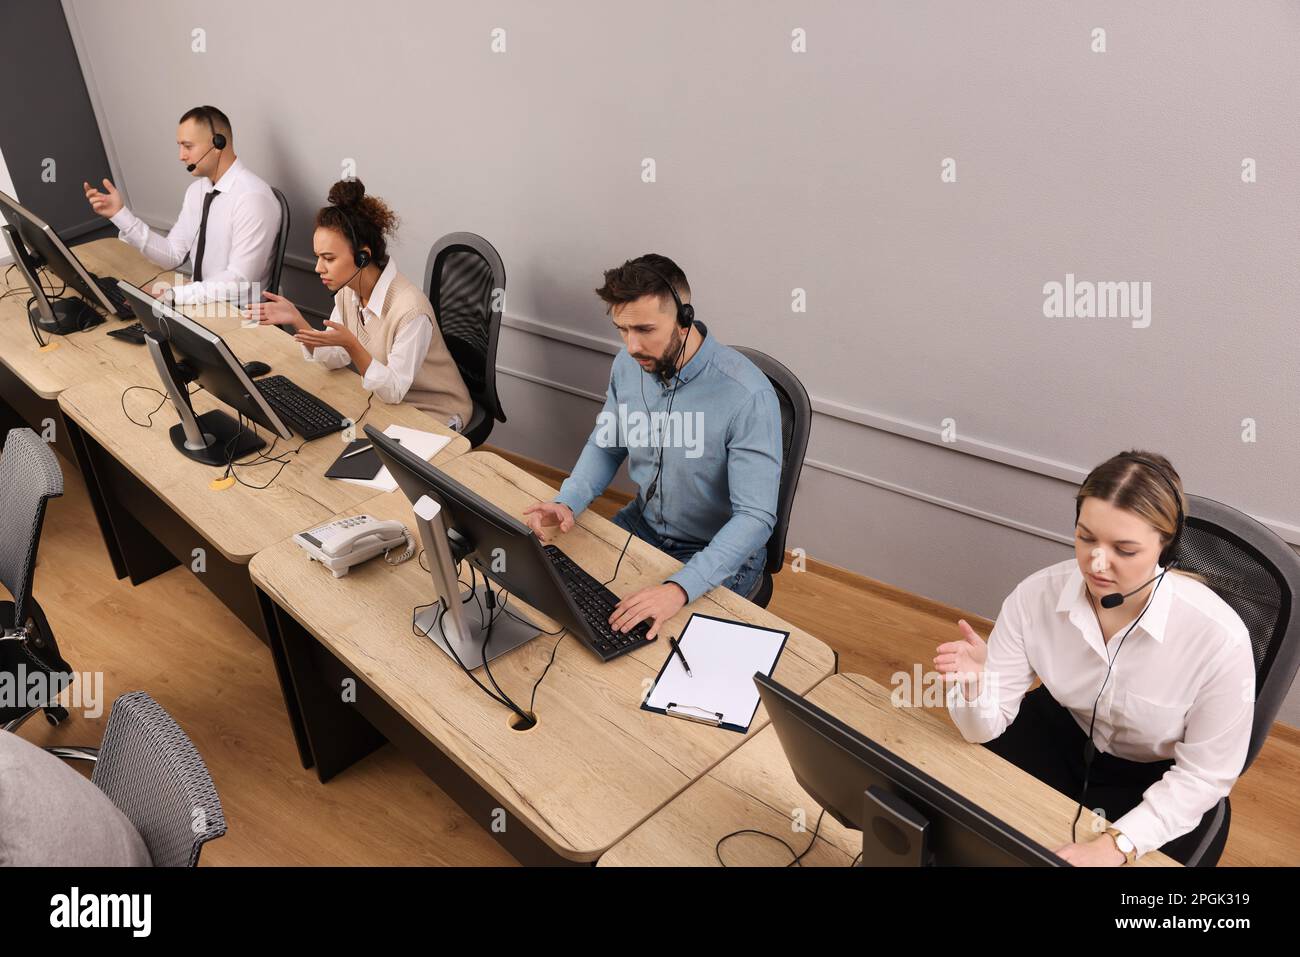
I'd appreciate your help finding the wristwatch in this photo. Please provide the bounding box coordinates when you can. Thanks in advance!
[1105,827,1137,865]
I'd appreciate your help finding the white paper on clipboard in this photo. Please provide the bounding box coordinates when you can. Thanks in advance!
[643,613,789,732]
[339,424,452,492]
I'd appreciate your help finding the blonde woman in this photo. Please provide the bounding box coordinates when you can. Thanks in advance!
[934,451,1253,866]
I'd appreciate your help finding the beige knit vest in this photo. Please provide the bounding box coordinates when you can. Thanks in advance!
[338,269,472,426]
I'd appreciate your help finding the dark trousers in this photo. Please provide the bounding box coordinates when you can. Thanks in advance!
[982,685,1229,866]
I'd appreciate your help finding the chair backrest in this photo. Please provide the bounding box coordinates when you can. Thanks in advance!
[732,347,812,575]
[424,231,507,425]
[1179,495,1300,772]
[91,691,227,867]
[0,428,63,627]
[268,187,291,297]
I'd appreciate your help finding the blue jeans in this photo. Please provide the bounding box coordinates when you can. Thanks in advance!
[611,501,768,600]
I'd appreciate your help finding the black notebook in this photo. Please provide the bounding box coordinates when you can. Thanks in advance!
[324,439,394,481]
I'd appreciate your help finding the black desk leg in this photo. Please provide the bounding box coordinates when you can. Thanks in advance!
[62,416,177,585]
[261,588,385,779]
[258,590,586,865]
[60,414,129,580]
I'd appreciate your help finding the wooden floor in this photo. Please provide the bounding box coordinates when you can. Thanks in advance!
[14,449,1299,866]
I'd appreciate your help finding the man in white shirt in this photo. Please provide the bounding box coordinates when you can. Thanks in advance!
[83,105,280,306]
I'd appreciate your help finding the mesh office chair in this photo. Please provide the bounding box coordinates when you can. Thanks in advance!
[0,428,75,733]
[732,347,812,608]
[268,187,291,297]
[423,232,507,446]
[91,691,228,867]
[1172,494,1300,866]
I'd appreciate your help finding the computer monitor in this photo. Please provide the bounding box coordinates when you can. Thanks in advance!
[365,424,609,671]
[754,673,1066,866]
[117,281,291,466]
[0,189,117,334]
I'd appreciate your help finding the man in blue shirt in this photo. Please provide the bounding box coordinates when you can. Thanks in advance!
[523,254,783,639]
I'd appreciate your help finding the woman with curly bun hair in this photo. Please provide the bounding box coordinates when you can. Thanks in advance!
[249,179,471,429]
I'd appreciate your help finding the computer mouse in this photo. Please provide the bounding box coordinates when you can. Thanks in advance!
[242,360,272,378]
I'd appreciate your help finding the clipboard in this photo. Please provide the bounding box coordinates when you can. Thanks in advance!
[640,612,789,734]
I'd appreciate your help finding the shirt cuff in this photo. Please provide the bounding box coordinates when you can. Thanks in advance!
[361,358,398,401]
[667,566,711,605]
[553,487,593,521]
[110,206,140,233]
[945,680,1000,742]
[170,282,202,306]
[1112,801,1168,859]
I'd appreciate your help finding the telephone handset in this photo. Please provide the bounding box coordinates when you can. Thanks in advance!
[294,514,415,578]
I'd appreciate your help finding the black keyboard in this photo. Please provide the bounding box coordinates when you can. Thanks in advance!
[543,544,654,661]
[106,322,147,345]
[93,275,135,319]
[254,375,348,440]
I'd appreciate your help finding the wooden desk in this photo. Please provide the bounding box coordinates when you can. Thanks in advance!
[599,672,1180,867]
[57,307,469,642]
[0,238,160,462]
[249,451,838,865]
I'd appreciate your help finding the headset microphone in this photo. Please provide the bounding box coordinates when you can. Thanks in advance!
[1100,571,1167,609]
[186,132,227,172]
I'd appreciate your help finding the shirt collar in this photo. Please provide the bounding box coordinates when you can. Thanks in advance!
[672,320,715,386]
[353,258,397,320]
[1056,562,1172,643]
[209,157,243,193]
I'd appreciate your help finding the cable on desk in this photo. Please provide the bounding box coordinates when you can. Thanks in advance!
[602,527,636,589]
[474,570,535,727]
[121,385,172,428]
[217,413,307,490]
[349,391,375,430]
[714,808,828,868]
[529,631,566,715]
[410,594,516,713]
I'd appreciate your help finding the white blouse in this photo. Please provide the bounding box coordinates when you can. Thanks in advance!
[947,559,1255,858]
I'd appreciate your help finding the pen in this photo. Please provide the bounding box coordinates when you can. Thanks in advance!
[340,436,399,460]
[668,635,693,677]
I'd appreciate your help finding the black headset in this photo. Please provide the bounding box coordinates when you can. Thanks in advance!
[184,110,227,172]
[635,262,694,330]
[1076,452,1185,569]
[335,207,371,269]
[636,262,693,508]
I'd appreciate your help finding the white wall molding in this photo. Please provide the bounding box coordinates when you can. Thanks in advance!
[493,312,1300,546]
[175,228,1300,548]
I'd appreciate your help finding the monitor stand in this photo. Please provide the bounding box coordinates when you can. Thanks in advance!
[410,493,540,670]
[860,785,932,867]
[144,332,264,465]
[2,225,103,335]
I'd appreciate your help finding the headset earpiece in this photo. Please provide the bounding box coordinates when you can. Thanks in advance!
[355,248,371,269]
[635,262,693,328]
[212,132,227,151]
[1080,453,1186,567]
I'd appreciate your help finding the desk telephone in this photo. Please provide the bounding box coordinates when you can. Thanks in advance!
[293,515,415,578]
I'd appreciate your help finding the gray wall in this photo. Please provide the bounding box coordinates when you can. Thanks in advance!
[63,0,1300,722]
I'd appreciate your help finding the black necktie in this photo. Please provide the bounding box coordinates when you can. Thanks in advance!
[193,188,221,282]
